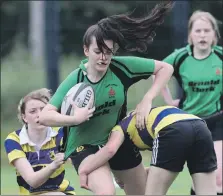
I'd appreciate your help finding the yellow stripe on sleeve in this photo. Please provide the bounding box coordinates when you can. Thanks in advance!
[8,150,26,164]
[111,125,123,132]
[6,132,20,143]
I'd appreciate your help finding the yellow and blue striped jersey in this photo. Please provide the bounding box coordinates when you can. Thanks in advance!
[4,126,75,195]
[112,106,201,150]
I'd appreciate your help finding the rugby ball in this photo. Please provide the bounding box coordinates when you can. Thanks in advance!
[61,83,95,116]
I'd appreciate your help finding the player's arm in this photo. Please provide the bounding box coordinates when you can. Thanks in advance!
[39,70,94,126]
[78,130,124,187]
[146,60,173,101]
[151,75,180,106]
[12,153,64,188]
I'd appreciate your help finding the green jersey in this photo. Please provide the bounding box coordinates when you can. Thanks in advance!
[164,44,222,116]
[50,56,155,158]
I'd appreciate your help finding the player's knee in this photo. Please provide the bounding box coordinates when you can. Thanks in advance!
[216,171,222,187]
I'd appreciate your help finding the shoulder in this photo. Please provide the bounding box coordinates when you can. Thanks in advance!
[213,45,222,52]
[5,129,21,143]
[5,129,23,153]
[64,68,83,82]
[171,45,189,58]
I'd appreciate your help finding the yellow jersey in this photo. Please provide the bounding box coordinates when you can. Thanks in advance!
[112,106,201,150]
[4,126,76,195]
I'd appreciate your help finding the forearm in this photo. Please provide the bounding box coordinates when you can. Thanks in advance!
[39,110,78,127]
[29,164,57,188]
[146,65,173,100]
[161,85,174,105]
[79,146,116,175]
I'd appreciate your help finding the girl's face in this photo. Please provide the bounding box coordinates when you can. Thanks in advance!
[84,36,114,73]
[22,99,46,130]
[189,18,215,51]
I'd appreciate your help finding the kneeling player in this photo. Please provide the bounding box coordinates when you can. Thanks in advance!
[78,106,217,195]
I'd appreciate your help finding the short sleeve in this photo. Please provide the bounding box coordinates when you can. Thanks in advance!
[4,134,26,164]
[49,69,80,109]
[163,51,177,66]
[112,56,155,78]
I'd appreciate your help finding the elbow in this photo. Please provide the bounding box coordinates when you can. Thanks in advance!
[26,178,40,189]
[166,63,174,75]
[105,145,117,158]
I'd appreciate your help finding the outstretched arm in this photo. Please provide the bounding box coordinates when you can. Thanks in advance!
[152,75,180,107]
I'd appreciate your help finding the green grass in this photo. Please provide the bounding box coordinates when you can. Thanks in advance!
[1,151,192,195]
[1,46,187,195]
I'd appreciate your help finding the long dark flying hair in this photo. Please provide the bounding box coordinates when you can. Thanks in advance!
[83,0,175,53]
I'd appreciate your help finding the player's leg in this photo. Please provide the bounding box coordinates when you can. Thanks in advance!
[70,145,115,195]
[86,162,115,195]
[109,135,146,195]
[187,120,217,195]
[145,166,178,195]
[145,121,195,195]
[112,162,147,195]
[214,140,223,194]
[212,121,223,194]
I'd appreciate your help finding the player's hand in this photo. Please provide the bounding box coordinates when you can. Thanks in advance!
[51,153,65,170]
[72,103,95,125]
[79,172,90,190]
[134,97,152,130]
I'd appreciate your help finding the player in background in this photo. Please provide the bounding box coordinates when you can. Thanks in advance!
[39,1,174,195]
[78,106,217,195]
[154,10,222,195]
[4,88,76,195]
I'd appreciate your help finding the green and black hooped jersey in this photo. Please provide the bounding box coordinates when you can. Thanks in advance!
[49,56,155,158]
[163,44,223,117]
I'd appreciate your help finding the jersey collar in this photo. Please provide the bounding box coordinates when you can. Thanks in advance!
[19,126,58,146]
[186,44,215,56]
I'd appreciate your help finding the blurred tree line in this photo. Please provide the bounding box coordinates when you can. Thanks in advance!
[1,0,222,60]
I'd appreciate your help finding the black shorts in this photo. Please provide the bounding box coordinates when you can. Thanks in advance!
[69,135,142,173]
[150,119,217,175]
[205,117,223,141]
[108,133,142,170]
[69,144,103,172]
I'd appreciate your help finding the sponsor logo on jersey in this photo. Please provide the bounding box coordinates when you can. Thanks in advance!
[76,146,85,153]
[216,68,222,75]
[108,87,115,98]
[188,79,220,92]
[49,150,56,160]
[93,100,116,117]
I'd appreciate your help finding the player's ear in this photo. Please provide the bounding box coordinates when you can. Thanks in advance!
[83,45,89,57]
[22,114,28,124]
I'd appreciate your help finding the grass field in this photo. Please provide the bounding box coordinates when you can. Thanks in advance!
[1,151,192,195]
[1,46,190,195]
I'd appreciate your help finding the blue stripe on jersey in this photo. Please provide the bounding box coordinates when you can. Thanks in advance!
[118,113,134,131]
[15,129,22,136]
[26,146,59,165]
[4,139,22,154]
[65,185,75,191]
[17,170,65,193]
[152,108,187,131]
[56,128,64,146]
